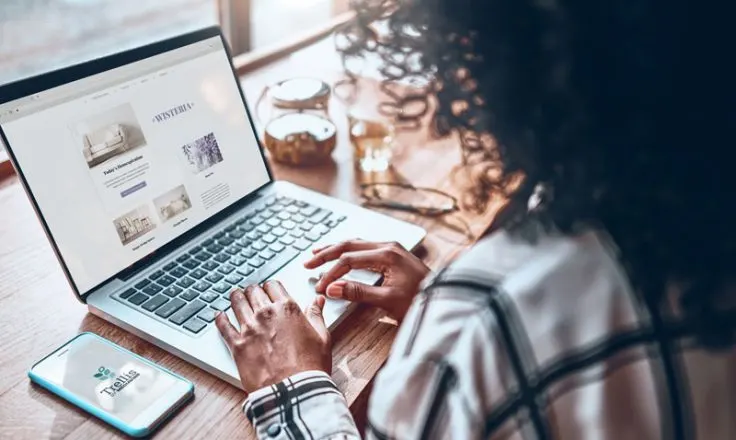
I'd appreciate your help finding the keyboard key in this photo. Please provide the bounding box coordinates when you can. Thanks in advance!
[338,215,346,222]
[149,270,165,280]
[279,236,295,245]
[142,294,169,312]
[294,200,308,208]
[180,289,199,301]
[325,219,340,228]
[237,266,254,277]
[224,224,237,233]
[246,231,262,241]
[201,238,215,247]
[300,221,315,231]
[205,273,224,283]
[241,248,257,258]
[311,209,332,223]
[260,250,275,260]
[134,279,151,289]
[195,252,213,262]
[193,281,212,292]
[213,231,226,240]
[182,259,200,270]
[241,221,256,232]
[225,274,243,285]
[230,229,246,239]
[212,282,231,294]
[293,239,312,251]
[211,298,231,312]
[206,244,224,254]
[256,224,271,234]
[313,224,330,235]
[251,241,267,251]
[184,318,207,334]
[292,214,306,223]
[214,253,231,263]
[262,234,277,244]
[249,257,265,268]
[301,206,319,217]
[287,205,300,213]
[189,268,208,279]
[157,275,176,286]
[305,231,322,242]
[169,300,206,325]
[290,229,305,238]
[168,267,188,278]
[269,243,286,253]
[281,221,297,230]
[188,246,203,255]
[143,284,163,295]
[177,277,196,288]
[218,237,235,246]
[155,298,186,318]
[128,293,149,305]
[176,254,191,263]
[200,291,219,303]
[265,196,277,205]
[163,285,183,297]
[120,288,136,299]
[225,245,241,255]
[163,262,178,271]
[266,218,280,227]
[271,227,287,237]
[197,308,217,323]
[202,261,220,271]
[218,264,235,275]
[239,248,299,287]
[277,211,291,221]
[230,256,247,266]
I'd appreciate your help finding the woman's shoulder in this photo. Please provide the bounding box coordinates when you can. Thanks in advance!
[428,225,631,301]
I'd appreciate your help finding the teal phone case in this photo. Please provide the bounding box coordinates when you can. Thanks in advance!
[28,332,194,437]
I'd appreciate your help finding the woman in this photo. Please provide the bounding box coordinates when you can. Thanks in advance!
[215,0,736,438]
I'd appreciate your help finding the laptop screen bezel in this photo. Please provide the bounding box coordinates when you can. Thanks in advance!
[0,26,274,302]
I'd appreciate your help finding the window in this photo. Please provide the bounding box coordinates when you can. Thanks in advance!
[0,0,349,85]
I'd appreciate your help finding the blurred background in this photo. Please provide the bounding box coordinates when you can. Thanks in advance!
[0,0,349,84]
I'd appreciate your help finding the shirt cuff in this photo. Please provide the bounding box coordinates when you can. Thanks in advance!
[242,371,359,439]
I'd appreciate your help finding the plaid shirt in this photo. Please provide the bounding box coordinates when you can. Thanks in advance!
[243,229,736,439]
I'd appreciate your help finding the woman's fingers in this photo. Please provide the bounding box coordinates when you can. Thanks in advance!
[230,288,255,326]
[262,280,289,302]
[215,311,239,348]
[304,240,382,269]
[314,248,391,292]
[244,284,271,310]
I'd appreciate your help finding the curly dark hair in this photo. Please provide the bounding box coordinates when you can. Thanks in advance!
[337,0,736,347]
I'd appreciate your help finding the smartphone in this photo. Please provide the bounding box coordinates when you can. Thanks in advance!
[28,332,194,437]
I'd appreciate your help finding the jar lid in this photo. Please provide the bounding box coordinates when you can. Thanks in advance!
[265,113,336,142]
[270,78,331,109]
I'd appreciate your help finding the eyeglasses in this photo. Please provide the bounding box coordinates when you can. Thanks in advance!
[360,182,459,217]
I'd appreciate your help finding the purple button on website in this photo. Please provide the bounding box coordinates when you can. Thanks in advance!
[121,181,147,198]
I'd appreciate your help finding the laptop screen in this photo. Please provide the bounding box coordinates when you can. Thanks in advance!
[0,35,270,295]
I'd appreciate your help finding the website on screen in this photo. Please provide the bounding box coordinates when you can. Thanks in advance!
[0,37,269,294]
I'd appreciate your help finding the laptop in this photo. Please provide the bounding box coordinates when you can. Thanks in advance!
[0,27,425,388]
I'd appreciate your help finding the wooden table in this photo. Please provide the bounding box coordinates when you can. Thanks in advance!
[0,36,502,439]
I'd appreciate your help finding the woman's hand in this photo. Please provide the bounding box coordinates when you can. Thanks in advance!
[304,240,430,320]
[215,280,331,393]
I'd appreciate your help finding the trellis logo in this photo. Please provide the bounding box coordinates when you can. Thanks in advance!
[94,366,142,397]
[94,366,115,380]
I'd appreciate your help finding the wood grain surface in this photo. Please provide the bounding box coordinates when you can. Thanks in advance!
[0,37,502,438]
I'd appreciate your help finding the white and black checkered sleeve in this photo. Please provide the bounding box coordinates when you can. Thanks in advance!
[242,370,360,440]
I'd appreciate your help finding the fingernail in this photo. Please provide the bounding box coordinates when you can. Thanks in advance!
[326,280,347,298]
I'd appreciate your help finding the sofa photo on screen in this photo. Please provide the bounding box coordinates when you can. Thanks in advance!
[82,124,128,167]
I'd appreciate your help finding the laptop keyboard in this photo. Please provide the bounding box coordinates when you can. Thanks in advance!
[115,195,346,335]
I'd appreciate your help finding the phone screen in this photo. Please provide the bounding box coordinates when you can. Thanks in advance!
[32,334,183,425]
